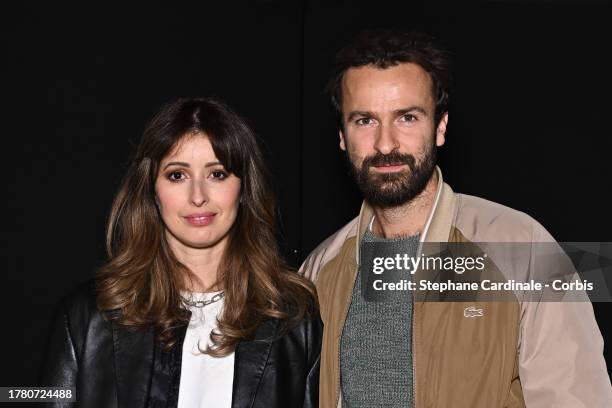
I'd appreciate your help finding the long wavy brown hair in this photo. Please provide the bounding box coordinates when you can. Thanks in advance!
[96,97,316,356]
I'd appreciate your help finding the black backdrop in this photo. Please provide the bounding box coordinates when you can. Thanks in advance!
[2,0,610,387]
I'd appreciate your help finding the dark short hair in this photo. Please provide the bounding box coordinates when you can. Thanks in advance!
[327,29,452,123]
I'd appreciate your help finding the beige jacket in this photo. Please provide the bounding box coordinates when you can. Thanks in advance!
[300,167,612,408]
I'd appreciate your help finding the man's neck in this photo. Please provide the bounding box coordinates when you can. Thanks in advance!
[371,171,439,239]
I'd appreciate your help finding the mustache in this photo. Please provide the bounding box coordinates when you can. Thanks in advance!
[361,151,416,169]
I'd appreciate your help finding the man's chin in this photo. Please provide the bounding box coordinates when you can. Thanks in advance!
[366,170,411,184]
[364,183,411,203]
[361,175,432,207]
[367,174,411,188]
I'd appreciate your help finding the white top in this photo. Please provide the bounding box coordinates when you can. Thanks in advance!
[177,291,235,408]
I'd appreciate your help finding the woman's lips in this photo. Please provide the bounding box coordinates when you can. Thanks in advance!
[184,213,216,226]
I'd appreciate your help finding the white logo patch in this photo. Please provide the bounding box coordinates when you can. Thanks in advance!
[464,306,484,318]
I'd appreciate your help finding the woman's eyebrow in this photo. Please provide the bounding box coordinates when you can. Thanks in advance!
[162,161,222,170]
[163,161,190,170]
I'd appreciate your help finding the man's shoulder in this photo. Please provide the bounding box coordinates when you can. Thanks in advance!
[454,192,553,242]
[300,216,360,282]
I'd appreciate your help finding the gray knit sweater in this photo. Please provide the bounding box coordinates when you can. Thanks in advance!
[339,227,419,408]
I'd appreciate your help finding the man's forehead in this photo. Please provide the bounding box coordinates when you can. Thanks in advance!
[341,63,434,111]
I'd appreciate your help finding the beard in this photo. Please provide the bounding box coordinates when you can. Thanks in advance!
[346,139,437,208]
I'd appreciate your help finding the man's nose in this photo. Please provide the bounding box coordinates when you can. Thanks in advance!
[373,124,400,155]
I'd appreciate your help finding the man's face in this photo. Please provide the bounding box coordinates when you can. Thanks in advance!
[339,63,448,207]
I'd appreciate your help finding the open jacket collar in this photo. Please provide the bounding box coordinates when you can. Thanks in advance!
[112,321,156,407]
[110,314,279,408]
[231,318,279,407]
[354,166,457,263]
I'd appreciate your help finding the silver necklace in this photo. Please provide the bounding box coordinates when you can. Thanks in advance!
[181,292,225,308]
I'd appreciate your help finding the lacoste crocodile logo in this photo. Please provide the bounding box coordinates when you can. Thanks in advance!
[464,306,484,318]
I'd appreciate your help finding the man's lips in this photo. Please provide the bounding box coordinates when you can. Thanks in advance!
[370,163,408,173]
[183,212,216,226]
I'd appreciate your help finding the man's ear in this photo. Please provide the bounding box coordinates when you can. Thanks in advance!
[339,129,347,151]
[436,112,449,147]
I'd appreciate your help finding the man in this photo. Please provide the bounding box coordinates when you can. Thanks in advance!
[300,29,612,408]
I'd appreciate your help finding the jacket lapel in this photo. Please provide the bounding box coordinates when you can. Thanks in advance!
[231,318,279,408]
[354,166,455,262]
[112,321,155,408]
[352,166,457,304]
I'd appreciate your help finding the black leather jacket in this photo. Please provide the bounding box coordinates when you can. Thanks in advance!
[40,281,322,408]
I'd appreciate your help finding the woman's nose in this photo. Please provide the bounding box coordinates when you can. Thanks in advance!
[189,180,208,206]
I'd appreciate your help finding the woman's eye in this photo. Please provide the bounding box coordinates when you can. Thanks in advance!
[211,170,227,180]
[167,170,185,182]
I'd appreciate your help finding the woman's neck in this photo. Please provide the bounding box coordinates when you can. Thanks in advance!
[167,234,228,292]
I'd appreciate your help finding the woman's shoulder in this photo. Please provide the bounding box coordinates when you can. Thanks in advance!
[59,279,98,314]
[54,279,107,338]
[277,294,323,344]
[45,279,111,362]
[264,298,322,372]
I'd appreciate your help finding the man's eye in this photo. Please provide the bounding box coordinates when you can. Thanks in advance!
[356,118,374,126]
[167,170,185,182]
[400,114,417,122]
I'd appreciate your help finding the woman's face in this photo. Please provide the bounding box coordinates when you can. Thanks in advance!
[155,133,241,251]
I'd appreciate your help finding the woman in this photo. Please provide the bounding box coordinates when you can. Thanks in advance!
[40,97,322,408]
